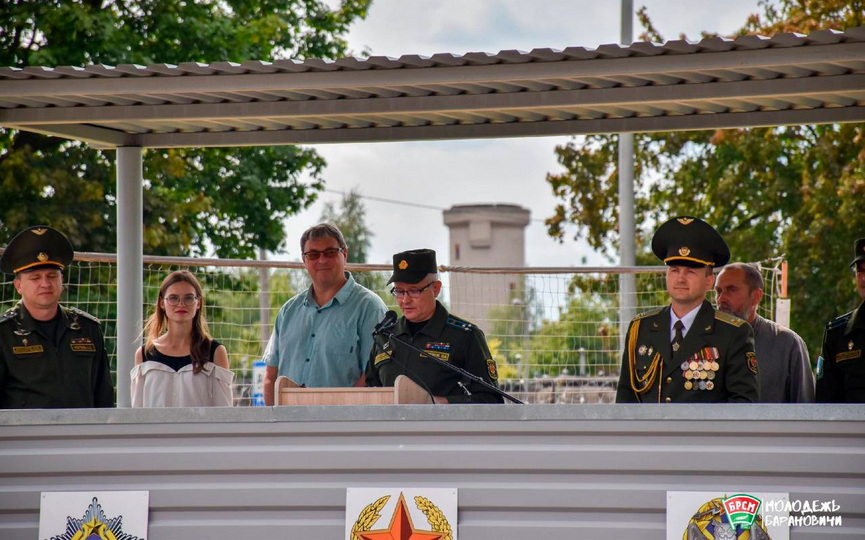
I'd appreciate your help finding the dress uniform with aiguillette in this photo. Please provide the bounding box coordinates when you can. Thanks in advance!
[0,226,114,408]
[615,217,759,403]
[366,249,503,404]
[816,237,865,403]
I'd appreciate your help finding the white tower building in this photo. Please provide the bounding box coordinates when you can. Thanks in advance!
[442,204,530,333]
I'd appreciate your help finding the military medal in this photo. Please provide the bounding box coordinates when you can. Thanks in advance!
[706,381,714,390]
[689,361,699,371]
[680,361,689,371]
[707,371,715,380]
[648,346,654,356]
[684,381,693,390]
[685,370,693,380]
[699,381,707,390]
[672,343,680,352]
[639,345,647,355]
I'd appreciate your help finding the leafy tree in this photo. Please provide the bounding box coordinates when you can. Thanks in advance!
[0,0,371,257]
[320,188,374,264]
[545,0,865,356]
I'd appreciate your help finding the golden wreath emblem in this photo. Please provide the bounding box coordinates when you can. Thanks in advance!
[398,260,409,270]
[31,228,48,235]
[677,218,694,225]
[350,494,453,540]
[678,246,691,257]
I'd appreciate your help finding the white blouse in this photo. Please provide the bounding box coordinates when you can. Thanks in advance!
[130,361,234,407]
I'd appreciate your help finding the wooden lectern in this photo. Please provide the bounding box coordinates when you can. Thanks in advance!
[274,375,434,405]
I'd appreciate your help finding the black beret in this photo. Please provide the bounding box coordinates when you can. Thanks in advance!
[851,237,865,269]
[0,226,74,274]
[651,216,730,268]
[388,249,437,284]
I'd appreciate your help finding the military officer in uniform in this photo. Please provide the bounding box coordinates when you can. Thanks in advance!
[615,217,759,403]
[816,237,865,403]
[0,226,114,408]
[366,249,503,404]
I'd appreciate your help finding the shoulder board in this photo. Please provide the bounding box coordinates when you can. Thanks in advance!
[0,307,18,325]
[445,315,474,332]
[826,312,852,330]
[634,307,662,321]
[68,307,101,324]
[715,310,746,327]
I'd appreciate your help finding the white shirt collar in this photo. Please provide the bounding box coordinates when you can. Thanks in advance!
[670,303,701,341]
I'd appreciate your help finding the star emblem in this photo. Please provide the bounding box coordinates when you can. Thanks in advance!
[399,260,409,270]
[358,493,443,540]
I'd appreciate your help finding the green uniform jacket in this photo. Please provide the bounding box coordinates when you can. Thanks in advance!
[366,301,503,404]
[0,302,114,409]
[615,300,759,403]
[817,301,865,403]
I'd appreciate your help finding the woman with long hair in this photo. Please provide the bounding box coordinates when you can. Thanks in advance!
[131,270,233,407]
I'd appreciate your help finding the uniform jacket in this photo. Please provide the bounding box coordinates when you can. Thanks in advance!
[616,300,759,403]
[0,302,114,408]
[817,301,865,403]
[366,301,503,404]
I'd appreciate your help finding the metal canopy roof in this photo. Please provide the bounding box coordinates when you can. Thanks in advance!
[1,27,864,149]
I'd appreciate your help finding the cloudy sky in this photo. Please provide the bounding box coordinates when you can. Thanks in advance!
[281,0,764,267]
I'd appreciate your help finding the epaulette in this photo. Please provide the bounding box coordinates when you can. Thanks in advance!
[634,307,662,321]
[445,315,473,332]
[715,310,746,327]
[826,312,852,330]
[68,307,101,324]
[0,307,18,325]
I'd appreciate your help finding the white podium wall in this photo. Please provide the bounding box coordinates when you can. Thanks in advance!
[1,405,863,539]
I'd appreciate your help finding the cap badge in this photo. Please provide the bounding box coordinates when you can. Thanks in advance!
[37,252,49,262]
[398,260,408,270]
[31,228,48,236]
[677,218,694,225]
[678,246,691,257]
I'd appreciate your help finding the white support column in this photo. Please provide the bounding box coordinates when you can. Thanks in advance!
[618,0,637,353]
[116,146,143,408]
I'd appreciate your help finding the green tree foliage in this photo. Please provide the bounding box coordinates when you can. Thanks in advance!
[0,0,371,257]
[320,188,373,264]
[545,0,865,355]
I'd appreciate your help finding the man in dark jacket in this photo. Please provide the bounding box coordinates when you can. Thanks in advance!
[366,249,503,404]
[616,217,758,403]
[0,226,114,408]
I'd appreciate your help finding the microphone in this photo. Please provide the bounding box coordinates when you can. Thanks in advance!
[373,310,398,337]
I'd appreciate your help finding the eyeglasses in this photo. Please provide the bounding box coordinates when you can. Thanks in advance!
[302,247,345,261]
[390,281,436,299]
[164,294,199,306]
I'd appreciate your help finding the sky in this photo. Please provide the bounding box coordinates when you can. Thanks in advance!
[279,0,764,267]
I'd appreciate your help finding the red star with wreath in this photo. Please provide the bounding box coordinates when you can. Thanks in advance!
[358,493,443,540]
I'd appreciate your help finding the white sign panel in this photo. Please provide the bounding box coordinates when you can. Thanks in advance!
[346,487,457,540]
[667,491,790,540]
[39,491,149,540]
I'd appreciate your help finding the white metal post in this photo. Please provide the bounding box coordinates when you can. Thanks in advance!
[618,0,637,353]
[116,146,143,407]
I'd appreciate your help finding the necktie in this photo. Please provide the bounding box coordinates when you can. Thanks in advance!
[672,320,684,354]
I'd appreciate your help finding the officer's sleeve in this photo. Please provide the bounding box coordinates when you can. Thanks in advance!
[92,329,115,407]
[615,320,638,403]
[816,328,843,402]
[446,327,503,404]
[365,342,382,387]
[788,332,815,403]
[724,323,759,403]
[357,294,388,373]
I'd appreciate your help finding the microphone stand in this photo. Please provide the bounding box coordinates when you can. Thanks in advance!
[380,329,524,405]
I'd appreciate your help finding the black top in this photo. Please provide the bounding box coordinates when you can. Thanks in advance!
[366,301,503,404]
[0,302,114,409]
[144,340,221,372]
[817,301,865,403]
